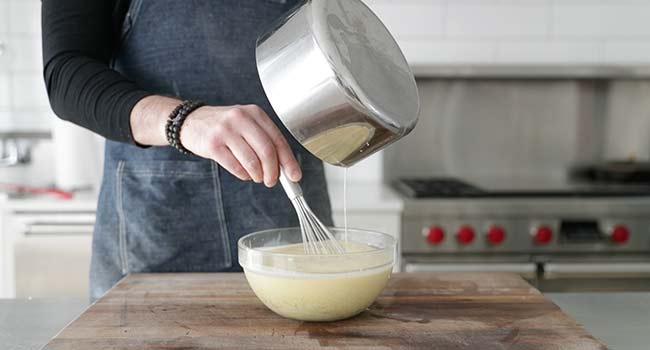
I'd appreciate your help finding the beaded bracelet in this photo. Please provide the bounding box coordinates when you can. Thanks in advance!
[166,100,205,155]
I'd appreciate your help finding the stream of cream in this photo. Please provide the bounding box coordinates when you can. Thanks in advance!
[343,167,348,243]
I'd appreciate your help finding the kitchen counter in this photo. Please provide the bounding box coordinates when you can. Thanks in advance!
[547,293,650,350]
[3,292,648,349]
[0,298,88,350]
[43,273,605,349]
[0,191,97,212]
[1,182,403,212]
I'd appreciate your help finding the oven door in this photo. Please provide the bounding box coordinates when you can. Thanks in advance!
[401,254,538,281]
[2,210,94,298]
[539,254,650,292]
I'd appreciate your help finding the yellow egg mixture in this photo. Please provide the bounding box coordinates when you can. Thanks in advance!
[244,241,392,322]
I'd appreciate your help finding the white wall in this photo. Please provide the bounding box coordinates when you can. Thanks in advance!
[2,0,650,185]
[4,0,650,132]
[0,0,385,184]
[366,0,650,65]
[0,0,51,132]
[324,152,383,184]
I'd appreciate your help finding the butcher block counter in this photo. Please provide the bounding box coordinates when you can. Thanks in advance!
[44,273,607,349]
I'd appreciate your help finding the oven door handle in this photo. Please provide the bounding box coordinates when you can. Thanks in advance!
[404,263,537,279]
[544,262,650,279]
[24,224,95,236]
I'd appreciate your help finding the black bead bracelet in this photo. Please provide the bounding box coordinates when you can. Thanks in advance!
[166,100,205,155]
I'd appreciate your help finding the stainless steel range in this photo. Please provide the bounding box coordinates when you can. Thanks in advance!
[386,78,650,291]
[395,179,650,291]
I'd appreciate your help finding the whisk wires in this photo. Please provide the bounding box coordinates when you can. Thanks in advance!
[280,169,346,255]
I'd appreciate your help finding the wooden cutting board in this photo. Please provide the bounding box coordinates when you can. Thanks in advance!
[44,273,607,350]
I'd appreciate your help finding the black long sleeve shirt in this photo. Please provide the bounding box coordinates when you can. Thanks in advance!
[42,0,152,144]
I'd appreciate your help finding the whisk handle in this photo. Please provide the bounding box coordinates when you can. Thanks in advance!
[279,168,303,200]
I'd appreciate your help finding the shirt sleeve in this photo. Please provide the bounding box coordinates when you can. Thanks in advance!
[42,0,153,144]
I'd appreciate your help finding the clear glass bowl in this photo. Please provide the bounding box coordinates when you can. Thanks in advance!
[238,228,396,322]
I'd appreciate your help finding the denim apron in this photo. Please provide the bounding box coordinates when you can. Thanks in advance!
[89,0,333,300]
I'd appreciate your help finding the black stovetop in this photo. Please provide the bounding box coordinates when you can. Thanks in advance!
[393,177,650,199]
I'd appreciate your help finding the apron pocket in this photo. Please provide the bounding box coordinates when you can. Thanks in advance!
[116,160,232,273]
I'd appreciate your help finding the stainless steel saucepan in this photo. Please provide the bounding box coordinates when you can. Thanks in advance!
[256,0,420,167]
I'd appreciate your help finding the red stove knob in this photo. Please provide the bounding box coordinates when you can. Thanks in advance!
[610,225,630,244]
[486,225,506,245]
[426,226,445,245]
[533,226,553,245]
[456,226,475,245]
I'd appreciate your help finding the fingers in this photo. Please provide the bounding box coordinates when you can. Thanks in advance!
[211,146,250,181]
[238,119,280,187]
[244,105,302,182]
[202,105,300,186]
[227,136,264,184]
[276,141,302,182]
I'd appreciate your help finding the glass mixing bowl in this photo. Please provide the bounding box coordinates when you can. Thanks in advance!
[238,228,396,322]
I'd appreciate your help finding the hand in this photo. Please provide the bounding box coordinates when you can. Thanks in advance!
[180,104,302,187]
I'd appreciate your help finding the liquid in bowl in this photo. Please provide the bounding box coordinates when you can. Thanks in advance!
[240,233,394,322]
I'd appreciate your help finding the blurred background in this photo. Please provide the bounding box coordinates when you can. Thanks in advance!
[2,0,650,301]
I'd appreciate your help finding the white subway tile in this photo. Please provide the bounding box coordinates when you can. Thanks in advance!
[401,40,496,64]
[325,152,383,183]
[371,4,443,37]
[9,36,41,71]
[364,0,445,5]
[497,41,603,63]
[553,5,650,37]
[11,73,50,108]
[600,0,650,3]
[0,36,9,71]
[604,41,650,64]
[444,0,500,3]
[9,0,41,35]
[363,0,398,6]
[0,3,8,33]
[453,0,499,3]
[0,73,10,107]
[0,109,53,132]
[447,5,548,38]
[500,0,551,4]
[362,0,390,4]
[0,109,13,132]
[552,0,600,3]
[349,153,383,183]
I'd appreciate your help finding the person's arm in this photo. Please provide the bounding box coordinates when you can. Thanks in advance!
[130,96,302,186]
[42,0,150,144]
[42,0,301,187]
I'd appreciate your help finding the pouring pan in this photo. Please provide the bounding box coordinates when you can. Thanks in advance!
[256,0,420,167]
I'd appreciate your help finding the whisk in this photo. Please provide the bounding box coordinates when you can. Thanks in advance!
[279,169,346,255]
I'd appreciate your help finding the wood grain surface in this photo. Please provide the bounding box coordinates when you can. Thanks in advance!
[44,273,607,350]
